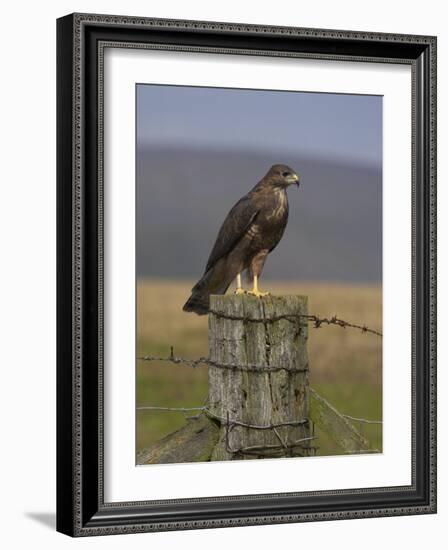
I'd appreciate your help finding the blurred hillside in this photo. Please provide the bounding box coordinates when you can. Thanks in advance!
[136,147,382,283]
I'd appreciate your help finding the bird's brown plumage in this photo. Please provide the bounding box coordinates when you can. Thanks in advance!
[183,164,300,314]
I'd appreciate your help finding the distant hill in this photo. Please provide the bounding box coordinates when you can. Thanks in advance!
[136,146,382,283]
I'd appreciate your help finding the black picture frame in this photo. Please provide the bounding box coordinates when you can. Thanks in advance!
[56,13,437,536]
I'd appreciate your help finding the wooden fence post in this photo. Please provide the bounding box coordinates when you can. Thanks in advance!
[208,294,311,460]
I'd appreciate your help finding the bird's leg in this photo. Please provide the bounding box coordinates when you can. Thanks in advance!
[248,274,270,298]
[234,273,246,295]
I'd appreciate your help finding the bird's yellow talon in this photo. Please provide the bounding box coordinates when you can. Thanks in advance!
[247,275,269,298]
[234,288,246,295]
[247,290,270,298]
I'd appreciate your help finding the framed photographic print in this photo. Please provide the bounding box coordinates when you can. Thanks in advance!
[56,13,437,536]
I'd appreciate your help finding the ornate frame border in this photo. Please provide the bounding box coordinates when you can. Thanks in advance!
[56,13,437,536]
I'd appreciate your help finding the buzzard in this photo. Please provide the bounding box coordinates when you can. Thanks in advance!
[183,164,300,315]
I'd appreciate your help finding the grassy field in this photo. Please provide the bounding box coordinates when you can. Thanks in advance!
[136,279,382,457]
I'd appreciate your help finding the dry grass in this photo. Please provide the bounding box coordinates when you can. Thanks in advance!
[137,279,382,383]
[136,279,382,453]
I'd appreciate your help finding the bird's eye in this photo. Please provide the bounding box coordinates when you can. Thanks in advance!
[282,171,291,177]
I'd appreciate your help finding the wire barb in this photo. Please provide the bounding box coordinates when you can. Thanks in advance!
[138,352,308,373]
[207,309,382,337]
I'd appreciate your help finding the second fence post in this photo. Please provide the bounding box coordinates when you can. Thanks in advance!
[208,294,311,460]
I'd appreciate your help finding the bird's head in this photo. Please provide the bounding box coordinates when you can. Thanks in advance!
[265,164,300,189]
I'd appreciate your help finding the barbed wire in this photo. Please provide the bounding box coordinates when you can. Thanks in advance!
[342,414,383,425]
[138,312,380,371]
[207,409,309,430]
[137,405,317,455]
[137,405,383,430]
[137,405,381,457]
[137,310,381,457]
[138,348,308,373]
[223,411,316,456]
[137,405,206,413]
[209,309,382,337]
[137,404,313,455]
[137,404,382,427]
[305,314,382,336]
[137,404,308,430]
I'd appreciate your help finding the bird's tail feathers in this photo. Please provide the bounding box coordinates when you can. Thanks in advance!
[183,267,232,315]
[182,291,210,315]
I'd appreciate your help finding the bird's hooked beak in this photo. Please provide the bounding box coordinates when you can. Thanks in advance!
[287,173,300,187]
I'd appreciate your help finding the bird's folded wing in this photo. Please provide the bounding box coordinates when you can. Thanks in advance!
[205,195,259,272]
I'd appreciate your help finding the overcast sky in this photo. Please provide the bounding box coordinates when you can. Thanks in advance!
[137,84,382,168]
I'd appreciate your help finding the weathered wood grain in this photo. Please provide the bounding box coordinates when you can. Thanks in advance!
[309,388,370,452]
[137,414,219,465]
[208,294,311,460]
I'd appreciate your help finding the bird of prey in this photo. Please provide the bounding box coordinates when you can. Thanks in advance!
[183,164,300,315]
